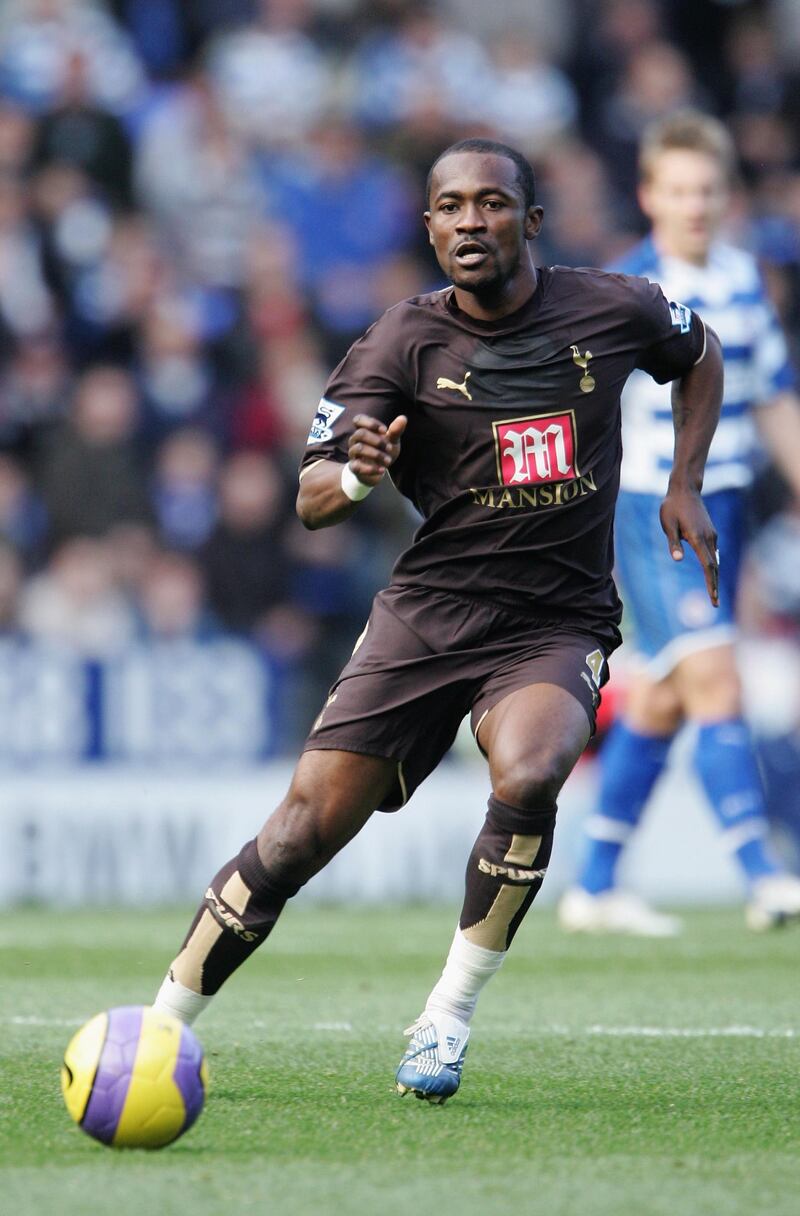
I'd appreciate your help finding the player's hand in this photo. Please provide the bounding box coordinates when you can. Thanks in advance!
[659,486,719,607]
[347,414,408,486]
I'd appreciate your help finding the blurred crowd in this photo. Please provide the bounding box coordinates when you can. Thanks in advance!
[1,0,800,747]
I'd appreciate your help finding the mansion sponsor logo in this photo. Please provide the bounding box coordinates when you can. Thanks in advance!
[469,469,597,511]
[492,409,580,486]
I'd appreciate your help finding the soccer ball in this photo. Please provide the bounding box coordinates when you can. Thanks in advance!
[61,1005,208,1149]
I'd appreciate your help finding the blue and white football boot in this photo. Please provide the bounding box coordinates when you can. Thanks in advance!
[395,1011,470,1104]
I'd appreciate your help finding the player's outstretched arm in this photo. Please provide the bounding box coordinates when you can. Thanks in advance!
[659,325,724,606]
[297,414,408,530]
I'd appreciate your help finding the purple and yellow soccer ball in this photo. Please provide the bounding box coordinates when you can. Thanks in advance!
[61,1005,208,1149]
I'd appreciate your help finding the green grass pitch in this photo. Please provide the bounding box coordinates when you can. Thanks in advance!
[1,905,798,1216]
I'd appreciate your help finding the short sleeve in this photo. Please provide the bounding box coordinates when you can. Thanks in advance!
[632,278,707,385]
[299,306,412,475]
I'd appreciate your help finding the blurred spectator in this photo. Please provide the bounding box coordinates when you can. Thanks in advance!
[261,119,417,360]
[739,507,800,640]
[665,0,741,103]
[236,223,328,446]
[138,548,215,640]
[723,11,794,120]
[449,0,573,52]
[257,329,327,449]
[120,0,187,80]
[26,160,116,358]
[351,0,491,133]
[29,47,134,207]
[0,452,48,562]
[204,0,333,149]
[570,0,665,135]
[287,511,382,688]
[0,332,71,454]
[200,449,293,634]
[182,1,254,55]
[537,138,627,267]
[135,294,221,439]
[229,344,286,453]
[0,536,23,632]
[0,0,144,117]
[105,519,158,600]
[595,38,703,202]
[483,32,578,156]
[240,224,307,345]
[0,171,55,346]
[0,98,33,173]
[34,364,150,542]
[733,111,797,190]
[134,67,264,290]
[151,427,218,550]
[54,212,166,365]
[20,533,136,655]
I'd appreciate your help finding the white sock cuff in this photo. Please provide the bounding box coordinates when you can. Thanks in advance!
[425,927,508,1024]
[153,973,213,1027]
[449,926,506,970]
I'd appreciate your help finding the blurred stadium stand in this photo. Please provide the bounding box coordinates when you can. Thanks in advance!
[0,0,799,903]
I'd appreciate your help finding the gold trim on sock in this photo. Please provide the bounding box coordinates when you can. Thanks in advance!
[504,834,542,866]
[462,887,529,950]
[170,909,222,992]
[220,870,252,916]
[462,834,544,951]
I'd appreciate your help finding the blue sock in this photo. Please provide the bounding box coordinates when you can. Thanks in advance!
[693,718,780,885]
[577,723,673,895]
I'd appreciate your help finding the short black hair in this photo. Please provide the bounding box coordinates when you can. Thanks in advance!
[426,139,536,210]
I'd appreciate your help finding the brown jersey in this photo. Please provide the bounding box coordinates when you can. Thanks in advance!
[300,266,706,631]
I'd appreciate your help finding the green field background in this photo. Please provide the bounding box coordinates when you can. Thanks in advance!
[1,906,798,1216]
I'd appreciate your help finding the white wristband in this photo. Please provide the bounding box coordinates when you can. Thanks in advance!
[340,463,374,502]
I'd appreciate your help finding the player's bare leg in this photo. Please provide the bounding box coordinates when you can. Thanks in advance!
[397,683,590,1102]
[154,749,397,1023]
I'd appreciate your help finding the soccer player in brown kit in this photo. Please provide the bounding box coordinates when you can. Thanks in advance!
[153,138,723,1102]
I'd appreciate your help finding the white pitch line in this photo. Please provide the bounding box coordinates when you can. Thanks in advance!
[552,1024,798,1039]
[5,1016,797,1040]
[8,1015,84,1027]
[367,1022,798,1040]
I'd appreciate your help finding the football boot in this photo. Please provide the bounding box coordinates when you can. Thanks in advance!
[395,1011,469,1104]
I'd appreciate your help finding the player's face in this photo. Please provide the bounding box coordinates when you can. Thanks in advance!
[425,152,543,295]
[639,149,729,264]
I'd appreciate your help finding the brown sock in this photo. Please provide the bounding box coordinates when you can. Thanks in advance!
[459,795,556,951]
[168,839,299,995]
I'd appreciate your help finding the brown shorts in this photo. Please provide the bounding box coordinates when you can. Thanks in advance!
[303,584,619,811]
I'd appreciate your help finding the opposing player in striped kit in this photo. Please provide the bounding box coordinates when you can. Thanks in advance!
[560,112,800,936]
[152,139,723,1102]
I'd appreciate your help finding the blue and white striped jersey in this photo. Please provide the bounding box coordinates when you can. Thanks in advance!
[612,237,795,495]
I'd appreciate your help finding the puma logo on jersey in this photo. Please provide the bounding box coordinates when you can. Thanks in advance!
[570,345,595,393]
[437,370,472,400]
